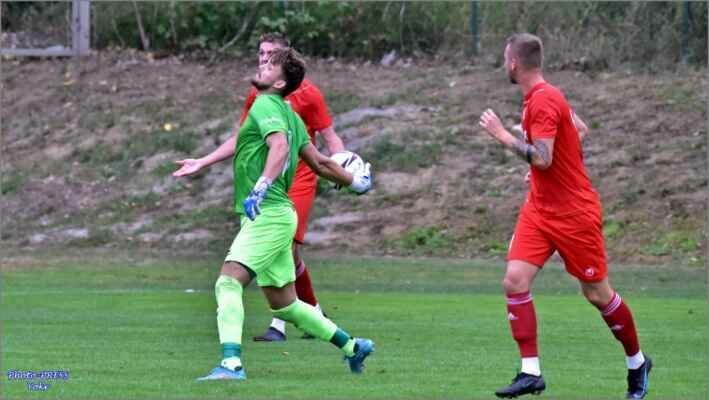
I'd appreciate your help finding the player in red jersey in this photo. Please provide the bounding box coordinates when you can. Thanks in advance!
[479,33,652,399]
[240,33,346,342]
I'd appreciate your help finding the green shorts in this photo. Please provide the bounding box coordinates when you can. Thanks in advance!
[225,205,297,288]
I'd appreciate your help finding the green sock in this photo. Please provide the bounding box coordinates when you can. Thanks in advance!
[215,275,245,347]
[272,299,337,342]
[330,328,356,357]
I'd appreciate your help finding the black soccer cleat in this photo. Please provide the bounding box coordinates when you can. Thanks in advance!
[495,372,546,398]
[626,357,652,399]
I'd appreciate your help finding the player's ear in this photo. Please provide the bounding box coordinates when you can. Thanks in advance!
[273,79,286,91]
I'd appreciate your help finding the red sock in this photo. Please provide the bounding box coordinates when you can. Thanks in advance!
[294,261,318,306]
[506,291,538,357]
[597,292,640,356]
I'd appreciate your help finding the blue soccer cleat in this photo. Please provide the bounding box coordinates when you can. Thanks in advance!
[345,338,375,373]
[196,366,246,381]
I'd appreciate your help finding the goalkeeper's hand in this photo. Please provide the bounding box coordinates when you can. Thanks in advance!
[243,177,272,221]
[349,162,372,195]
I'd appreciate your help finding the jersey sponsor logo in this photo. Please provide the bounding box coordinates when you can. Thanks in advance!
[507,312,518,321]
[259,116,284,126]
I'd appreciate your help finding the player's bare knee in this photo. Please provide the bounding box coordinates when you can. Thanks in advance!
[220,261,252,286]
[262,283,297,310]
[581,280,614,307]
[583,292,605,307]
[582,287,606,307]
[502,275,528,293]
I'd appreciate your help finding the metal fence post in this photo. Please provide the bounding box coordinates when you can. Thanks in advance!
[467,1,480,57]
[680,1,690,64]
[72,0,91,56]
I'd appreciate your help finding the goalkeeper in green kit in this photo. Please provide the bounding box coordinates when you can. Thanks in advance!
[173,47,374,380]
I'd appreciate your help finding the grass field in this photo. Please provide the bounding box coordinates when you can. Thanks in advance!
[1,251,706,399]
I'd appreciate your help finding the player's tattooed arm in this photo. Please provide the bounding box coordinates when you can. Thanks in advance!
[479,108,554,169]
[510,138,554,169]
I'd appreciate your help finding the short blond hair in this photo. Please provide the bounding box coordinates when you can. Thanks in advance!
[507,33,543,69]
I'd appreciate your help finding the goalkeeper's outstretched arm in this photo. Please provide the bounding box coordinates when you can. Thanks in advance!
[299,143,352,186]
[173,134,237,177]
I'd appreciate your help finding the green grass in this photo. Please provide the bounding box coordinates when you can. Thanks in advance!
[361,139,442,173]
[1,173,25,195]
[1,253,706,399]
[324,90,363,114]
[656,83,705,113]
[392,226,452,255]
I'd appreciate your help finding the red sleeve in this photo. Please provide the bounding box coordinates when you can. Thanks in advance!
[528,95,560,140]
[238,87,258,126]
[302,84,333,132]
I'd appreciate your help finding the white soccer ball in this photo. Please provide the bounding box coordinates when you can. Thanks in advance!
[330,151,365,175]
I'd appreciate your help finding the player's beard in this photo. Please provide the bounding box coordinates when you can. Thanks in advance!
[508,69,518,84]
[251,77,273,91]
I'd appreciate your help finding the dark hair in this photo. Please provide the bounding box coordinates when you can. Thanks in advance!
[506,33,543,69]
[269,47,306,97]
[258,32,290,48]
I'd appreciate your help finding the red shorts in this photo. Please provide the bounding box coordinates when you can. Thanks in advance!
[288,182,316,244]
[507,201,608,282]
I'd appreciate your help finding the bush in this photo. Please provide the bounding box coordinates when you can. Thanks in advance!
[3,2,705,69]
[398,226,451,254]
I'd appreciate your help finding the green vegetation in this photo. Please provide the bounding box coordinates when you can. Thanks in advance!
[657,83,705,113]
[141,131,199,155]
[394,226,451,255]
[154,206,237,235]
[1,173,24,195]
[4,2,706,68]
[73,130,199,179]
[152,161,180,177]
[0,254,706,398]
[183,207,235,226]
[362,139,442,173]
[75,143,120,165]
[641,230,701,258]
[603,218,624,239]
[324,90,363,115]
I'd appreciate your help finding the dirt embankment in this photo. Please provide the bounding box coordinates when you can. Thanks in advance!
[1,51,706,266]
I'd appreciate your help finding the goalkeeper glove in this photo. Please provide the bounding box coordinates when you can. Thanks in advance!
[243,176,272,221]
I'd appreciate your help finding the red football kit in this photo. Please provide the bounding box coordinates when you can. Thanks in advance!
[507,82,608,282]
[502,82,643,382]
[239,79,333,243]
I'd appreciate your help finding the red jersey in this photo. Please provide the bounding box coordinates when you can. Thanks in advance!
[522,82,600,216]
[239,79,333,190]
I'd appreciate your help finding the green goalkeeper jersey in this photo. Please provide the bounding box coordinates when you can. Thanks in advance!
[232,94,310,215]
